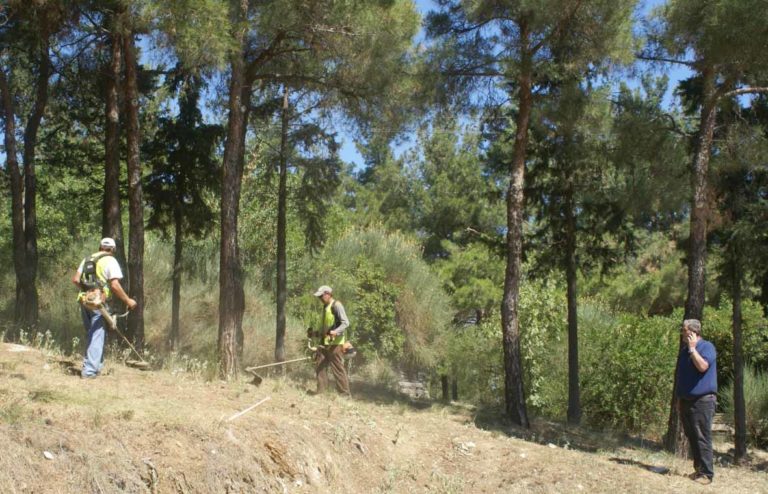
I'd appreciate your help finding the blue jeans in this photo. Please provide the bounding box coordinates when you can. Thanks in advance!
[681,394,716,479]
[81,307,106,377]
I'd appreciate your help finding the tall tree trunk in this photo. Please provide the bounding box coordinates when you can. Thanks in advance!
[124,32,144,350]
[564,178,581,425]
[684,67,717,323]
[18,35,50,330]
[0,36,50,330]
[0,67,26,333]
[441,375,449,402]
[665,66,718,455]
[170,198,183,351]
[235,84,251,363]
[103,32,125,266]
[732,255,747,462]
[218,0,250,379]
[501,22,531,428]
[275,86,289,363]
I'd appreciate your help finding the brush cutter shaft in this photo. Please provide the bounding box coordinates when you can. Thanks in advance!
[94,303,146,364]
[112,325,146,363]
[245,356,312,373]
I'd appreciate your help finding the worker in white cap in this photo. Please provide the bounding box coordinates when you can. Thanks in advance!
[71,237,136,379]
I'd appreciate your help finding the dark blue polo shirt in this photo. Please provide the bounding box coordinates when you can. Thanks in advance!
[676,339,717,399]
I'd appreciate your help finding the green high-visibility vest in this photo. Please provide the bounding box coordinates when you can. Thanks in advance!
[321,300,346,346]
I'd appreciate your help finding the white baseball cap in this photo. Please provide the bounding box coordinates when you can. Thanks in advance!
[313,285,332,297]
[100,237,116,249]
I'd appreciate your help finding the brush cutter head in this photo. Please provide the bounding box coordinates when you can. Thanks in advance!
[126,359,151,370]
[246,369,264,386]
[342,341,357,359]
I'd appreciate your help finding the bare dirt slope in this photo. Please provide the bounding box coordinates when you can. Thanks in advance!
[1,343,766,493]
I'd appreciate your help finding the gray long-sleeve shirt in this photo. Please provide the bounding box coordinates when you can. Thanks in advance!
[328,300,349,335]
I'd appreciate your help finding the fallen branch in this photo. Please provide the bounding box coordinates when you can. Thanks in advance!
[227,396,271,422]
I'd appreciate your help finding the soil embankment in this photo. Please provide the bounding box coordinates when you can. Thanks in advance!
[1,343,766,493]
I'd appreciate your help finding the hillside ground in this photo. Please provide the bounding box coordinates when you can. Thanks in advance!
[1,342,766,493]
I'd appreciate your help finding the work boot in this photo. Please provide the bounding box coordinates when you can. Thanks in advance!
[693,475,712,485]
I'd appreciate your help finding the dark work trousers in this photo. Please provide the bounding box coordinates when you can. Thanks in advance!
[316,345,350,396]
[680,394,716,479]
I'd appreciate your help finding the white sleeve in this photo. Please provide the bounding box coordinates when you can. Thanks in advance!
[76,259,85,274]
[102,256,123,281]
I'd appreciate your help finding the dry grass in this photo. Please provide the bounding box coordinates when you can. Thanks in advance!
[1,342,766,493]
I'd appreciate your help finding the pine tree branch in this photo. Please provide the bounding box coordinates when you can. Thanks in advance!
[245,31,287,83]
[252,73,368,99]
[723,87,768,98]
[635,53,698,68]
[441,69,504,78]
[439,60,503,78]
[655,112,693,138]
[530,0,584,55]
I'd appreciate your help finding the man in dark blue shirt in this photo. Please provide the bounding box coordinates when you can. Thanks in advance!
[676,318,717,485]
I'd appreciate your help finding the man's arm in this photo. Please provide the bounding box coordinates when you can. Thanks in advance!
[72,271,82,287]
[109,279,137,310]
[329,302,349,336]
[687,335,712,373]
[689,348,709,373]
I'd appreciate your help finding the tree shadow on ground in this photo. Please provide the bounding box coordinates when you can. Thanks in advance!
[280,372,437,410]
[608,458,671,475]
[471,406,768,474]
[471,406,673,455]
[349,381,434,410]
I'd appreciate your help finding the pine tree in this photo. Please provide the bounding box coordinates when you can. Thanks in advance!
[643,0,768,455]
[425,0,637,426]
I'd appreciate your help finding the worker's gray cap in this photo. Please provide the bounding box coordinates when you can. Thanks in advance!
[313,285,332,297]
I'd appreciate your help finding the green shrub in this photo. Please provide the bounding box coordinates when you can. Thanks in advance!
[436,277,565,411]
[721,365,768,448]
[579,302,677,435]
[438,318,503,406]
[353,260,403,361]
[519,278,567,413]
[701,298,768,385]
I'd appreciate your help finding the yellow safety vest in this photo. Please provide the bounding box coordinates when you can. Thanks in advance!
[321,300,346,346]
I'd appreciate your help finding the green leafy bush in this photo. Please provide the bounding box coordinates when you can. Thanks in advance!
[438,319,503,405]
[352,260,403,361]
[519,279,567,412]
[437,277,565,410]
[579,303,677,435]
[700,298,768,384]
[721,365,768,448]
